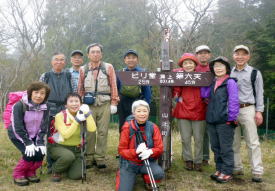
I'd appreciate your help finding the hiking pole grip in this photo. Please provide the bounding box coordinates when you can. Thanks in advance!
[136,131,158,191]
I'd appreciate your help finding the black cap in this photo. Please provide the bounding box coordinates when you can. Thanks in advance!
[71,50,83,57]
[124,49,138,58]
[209,56,231,75]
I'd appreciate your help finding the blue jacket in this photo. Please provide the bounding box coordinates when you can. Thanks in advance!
[117,66,151,104]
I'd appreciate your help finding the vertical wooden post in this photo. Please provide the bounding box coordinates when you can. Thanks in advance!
[158,28,172,170]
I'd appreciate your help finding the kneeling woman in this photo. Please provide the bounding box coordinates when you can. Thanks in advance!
[8,81,50,186]
[48,93,96,181]
[116,100,164,191]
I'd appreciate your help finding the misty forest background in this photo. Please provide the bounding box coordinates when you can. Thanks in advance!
[0,0,274,132]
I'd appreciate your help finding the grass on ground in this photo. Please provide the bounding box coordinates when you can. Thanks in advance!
[0,123,274,191]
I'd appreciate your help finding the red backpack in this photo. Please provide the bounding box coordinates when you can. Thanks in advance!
[2,91,27,129]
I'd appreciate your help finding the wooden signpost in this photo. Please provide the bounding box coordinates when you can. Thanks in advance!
[117,28,213,170]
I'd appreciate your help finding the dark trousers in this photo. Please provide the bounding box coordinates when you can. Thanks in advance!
[9,137,44,162]
[117,95,136,132]
[117,160,164,191]
[207,123,234,175]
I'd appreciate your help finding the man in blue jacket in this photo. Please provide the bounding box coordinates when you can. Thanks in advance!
[117,49,152,132]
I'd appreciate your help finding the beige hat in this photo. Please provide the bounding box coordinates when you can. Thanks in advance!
[195,45,211,53]
[233,45,250,54]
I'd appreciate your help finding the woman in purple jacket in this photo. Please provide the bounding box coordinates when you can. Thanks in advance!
[8,82,50,186]
[201,56,239,183]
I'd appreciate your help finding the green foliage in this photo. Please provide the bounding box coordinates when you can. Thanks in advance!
[43,0,160,70]
[196,0,275,129]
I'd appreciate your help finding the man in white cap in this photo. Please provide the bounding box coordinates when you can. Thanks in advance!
[231,45,264,182]
[195,45,211,72]
[195,45,212,166]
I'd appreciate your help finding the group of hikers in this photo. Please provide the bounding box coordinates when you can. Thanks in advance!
[6,42,264,190]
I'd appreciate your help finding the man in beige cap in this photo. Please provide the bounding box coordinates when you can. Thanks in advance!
[195,45,212,166]
[231,45,264,182]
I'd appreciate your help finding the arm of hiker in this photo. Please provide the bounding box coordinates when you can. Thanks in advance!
[255,71,264,113]
[227,79,239,123]
[54,112,79,139]
[200,86,211,98]
[77,67,85,97]
[12,102,33,146]
[118,123,137,160]
[150,124,164,159]
[108,64,120,105]
[254,71,264,126]
[36,108,50,146]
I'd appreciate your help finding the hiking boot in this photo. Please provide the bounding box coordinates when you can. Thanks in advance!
[14,177,29,186]
[185,161,193,171]
[51,173,61,182]
[233,170,244,176]
[194,163,202,172]
[216,173,233,183]
[86,160,97,169]
[27,175,40,183]
[210,171,221,181]
[202,160,209,166]
[47,168,52,175]
[252,174,263,183]
[144,183,159,191]
[97,164,107,169]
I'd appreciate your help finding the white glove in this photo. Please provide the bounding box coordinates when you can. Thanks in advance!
[110,105,117,114]
[38,146,47,155]
[136,143,148,154]
[25,144,36,157]
[79,104,90,114]
[76,110,86,122]
[139,149,153,160]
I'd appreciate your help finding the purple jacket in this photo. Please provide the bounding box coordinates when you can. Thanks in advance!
[8,94,49,146]
[201,78,239,123]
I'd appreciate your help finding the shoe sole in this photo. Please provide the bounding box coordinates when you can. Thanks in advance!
[14,180,29,186]
[216,178,232,183]
[210,175,218,181]
[28,179,40,183]
[51,178,61,182]
[252,178,263,183]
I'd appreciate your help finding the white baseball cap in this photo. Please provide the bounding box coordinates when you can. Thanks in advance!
[195,45,211,53]
[233,45,250,54]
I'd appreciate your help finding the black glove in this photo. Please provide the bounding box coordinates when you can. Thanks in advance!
[226,121,238,128]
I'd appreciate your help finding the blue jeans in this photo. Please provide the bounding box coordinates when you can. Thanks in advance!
[117,160,164,191]
[207,123,234,175]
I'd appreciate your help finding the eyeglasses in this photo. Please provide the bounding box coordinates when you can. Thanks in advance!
[89,50,101,54]
[53,58,65,62]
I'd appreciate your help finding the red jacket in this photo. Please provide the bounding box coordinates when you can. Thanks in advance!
[172,68,206,120]
[118,120,163,164]
[196,63,210,72]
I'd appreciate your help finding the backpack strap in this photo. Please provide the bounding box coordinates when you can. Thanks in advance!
[128,119,154,149]
[19,100,28,114]
[251,68,258,100]
[100,62,108,76]
[84,64,89,78]
[62,110,67,124]
[44,72,50,83]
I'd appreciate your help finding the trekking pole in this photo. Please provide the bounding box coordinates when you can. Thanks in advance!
[81,121,87,183]
[136,130,158,191]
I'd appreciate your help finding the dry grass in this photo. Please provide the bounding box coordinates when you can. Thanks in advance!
[0,123,274,191]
